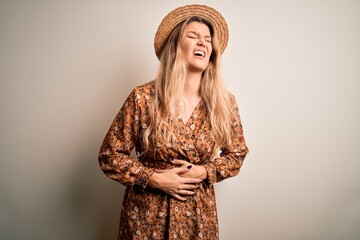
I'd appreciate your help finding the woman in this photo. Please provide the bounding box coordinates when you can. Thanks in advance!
[99,4,249,239]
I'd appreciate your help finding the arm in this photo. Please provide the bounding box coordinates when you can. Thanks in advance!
[169,96,249,185]
[98,87,202,198]
[202,95,249,186]
[98,88,154,188]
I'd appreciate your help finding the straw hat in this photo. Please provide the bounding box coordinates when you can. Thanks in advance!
[154,4,229,59]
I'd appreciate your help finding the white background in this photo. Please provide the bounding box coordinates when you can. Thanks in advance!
[1,0,359,239]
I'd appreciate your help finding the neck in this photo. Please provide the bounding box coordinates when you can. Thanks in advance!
[183,71,202,98]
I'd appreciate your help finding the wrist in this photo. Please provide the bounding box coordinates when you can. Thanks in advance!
[148,172,160,189]
[195,165,207,180]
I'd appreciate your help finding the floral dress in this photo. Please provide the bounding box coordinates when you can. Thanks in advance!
[98,81,248,239]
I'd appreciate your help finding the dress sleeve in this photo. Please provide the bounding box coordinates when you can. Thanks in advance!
[203,95,249,185]
[98,88,154,188]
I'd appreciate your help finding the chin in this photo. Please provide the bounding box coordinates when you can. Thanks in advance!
[188,64,208,73]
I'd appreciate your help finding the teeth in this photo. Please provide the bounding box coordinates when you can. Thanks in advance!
[194,51,205,57]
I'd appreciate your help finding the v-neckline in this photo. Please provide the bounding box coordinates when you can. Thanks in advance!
[178,99,202,126]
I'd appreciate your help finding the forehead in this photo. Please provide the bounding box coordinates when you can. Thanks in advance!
[184,21,211,36]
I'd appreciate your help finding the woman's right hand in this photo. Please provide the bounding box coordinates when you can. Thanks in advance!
[147,166,202,201]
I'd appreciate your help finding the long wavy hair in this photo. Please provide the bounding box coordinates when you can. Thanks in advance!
[142,16,234,157]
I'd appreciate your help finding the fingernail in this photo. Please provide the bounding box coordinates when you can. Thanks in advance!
[187,165,192,169]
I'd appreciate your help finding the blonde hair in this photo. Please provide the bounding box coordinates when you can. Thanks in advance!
[142,17,234,157]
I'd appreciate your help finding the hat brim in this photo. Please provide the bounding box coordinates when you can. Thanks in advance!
[154,4,229,59]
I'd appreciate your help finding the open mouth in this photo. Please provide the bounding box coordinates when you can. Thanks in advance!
[194,50,205,57]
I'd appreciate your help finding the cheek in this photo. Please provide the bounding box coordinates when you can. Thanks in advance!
[206,50,212,61]
[181,43,192,57]
[208,46,213,59]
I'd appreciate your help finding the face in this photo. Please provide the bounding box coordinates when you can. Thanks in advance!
[181,21,213,73]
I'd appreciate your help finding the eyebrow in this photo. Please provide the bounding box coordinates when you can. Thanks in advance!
[186,31,211,39]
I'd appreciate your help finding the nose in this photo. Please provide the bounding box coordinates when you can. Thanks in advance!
[197,38,205,46]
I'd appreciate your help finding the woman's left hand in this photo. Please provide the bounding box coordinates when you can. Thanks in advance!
[165,159,207,180]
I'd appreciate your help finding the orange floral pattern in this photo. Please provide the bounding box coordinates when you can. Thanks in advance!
[98,81,248,239]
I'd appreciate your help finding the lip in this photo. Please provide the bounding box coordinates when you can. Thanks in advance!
[193,49,206,58]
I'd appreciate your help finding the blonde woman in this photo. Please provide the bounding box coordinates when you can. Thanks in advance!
[99,4,249,239]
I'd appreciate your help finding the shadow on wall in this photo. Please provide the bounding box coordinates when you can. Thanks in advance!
[66,62,148,239]
[66,136,126,240]
[61,47,156,239]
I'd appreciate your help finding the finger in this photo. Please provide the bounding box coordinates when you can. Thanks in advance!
[155,169,166,173]
[174,165,192,174]
[177,190,195,196]
[170,159,189,166]
[183,177,202,184]
[182,183,199,190]
[172,194,187,201]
